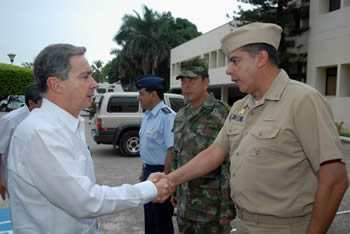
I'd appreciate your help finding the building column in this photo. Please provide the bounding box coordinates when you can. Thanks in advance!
[221,87,229,104]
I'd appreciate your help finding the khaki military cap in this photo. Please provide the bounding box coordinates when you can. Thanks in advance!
[220,22,282,56]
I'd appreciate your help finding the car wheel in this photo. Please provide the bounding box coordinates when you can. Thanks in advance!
[119,130,140,157]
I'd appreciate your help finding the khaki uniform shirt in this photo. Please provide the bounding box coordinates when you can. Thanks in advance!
[214,69,344,218]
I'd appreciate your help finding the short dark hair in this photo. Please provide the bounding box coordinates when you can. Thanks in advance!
[33,44,86,94]
[25,82,42,107]
[240,43,278,66]
[198,71,209,80]
[145,87,164,100]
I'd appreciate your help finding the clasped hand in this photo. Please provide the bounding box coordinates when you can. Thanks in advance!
[147,172,174,203]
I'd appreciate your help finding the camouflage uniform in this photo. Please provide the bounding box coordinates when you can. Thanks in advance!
[172,95,235,234]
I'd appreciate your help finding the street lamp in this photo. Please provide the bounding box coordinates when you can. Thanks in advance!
[8,53,16,64]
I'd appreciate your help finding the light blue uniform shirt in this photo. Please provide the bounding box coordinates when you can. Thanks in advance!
[139,101,175,165]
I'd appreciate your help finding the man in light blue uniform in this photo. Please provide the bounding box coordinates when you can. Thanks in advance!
[136,74,175,234]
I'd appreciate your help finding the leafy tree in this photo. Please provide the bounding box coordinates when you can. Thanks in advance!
[232,0,309,82]
[21,62,33,69]
[167,17,202,47]
[91,60,105,83]
[113,5,201,91]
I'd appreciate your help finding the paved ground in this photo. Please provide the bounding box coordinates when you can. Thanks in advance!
[0,110,350,233]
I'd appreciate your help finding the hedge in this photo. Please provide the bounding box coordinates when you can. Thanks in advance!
[0,63,35,95]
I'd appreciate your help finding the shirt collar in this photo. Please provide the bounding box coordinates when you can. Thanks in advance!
[201,94,216,109]
[22,105,30,114]
[246,69,289,109]
[263,69,289,101]
[41,98,83,132]
[147,101,165,116]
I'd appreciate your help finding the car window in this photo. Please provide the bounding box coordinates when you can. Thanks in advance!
[107,97,139,113]
[97,95,104,113]
[169,97,184,112]
[96,88,106,94]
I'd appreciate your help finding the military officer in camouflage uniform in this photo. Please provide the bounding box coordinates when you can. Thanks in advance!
[169,59,235,233]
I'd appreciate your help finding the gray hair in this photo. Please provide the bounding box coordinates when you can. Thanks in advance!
[33,44,86,93]
[240,43,278,66]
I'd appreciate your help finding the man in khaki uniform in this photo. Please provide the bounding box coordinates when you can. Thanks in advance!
[149,22,349,233]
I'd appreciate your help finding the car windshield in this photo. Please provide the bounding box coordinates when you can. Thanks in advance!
[15,96,25,102]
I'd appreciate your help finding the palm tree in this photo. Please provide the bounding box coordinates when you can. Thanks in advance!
[114,5,171,75]
[91,60,104,83]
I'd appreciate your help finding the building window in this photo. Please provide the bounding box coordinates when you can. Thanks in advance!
[326,67,337,96]
[344,0,350,7]
[210,51,217,69]
[218,50,226,67]
[329,0,340,12]
[339,64,350,97]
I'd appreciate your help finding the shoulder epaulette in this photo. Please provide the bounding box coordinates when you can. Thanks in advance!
[218,100,231,111]
[161,107,171,114]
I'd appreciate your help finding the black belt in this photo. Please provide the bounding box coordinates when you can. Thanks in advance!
[144,163,164,168]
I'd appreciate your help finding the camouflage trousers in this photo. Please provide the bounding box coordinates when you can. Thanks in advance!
[177,216,232,234]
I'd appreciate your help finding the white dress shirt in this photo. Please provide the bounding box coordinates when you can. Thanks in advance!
[0,105,30,186]
[8,98,157,234]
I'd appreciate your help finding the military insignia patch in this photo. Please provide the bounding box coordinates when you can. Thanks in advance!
[230,114,243,121]
[238,108,245,114]
[264,116,274,121]
[161,107,171,114]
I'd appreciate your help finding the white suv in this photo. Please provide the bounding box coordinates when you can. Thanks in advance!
[91,92,184,156]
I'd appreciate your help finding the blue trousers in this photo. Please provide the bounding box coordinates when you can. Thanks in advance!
[142,164,174,234]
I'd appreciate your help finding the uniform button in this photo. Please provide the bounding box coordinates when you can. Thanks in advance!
[256,148,260,155]
[244,131,248,136]
[250,112,254,116]
[236,152,239,156]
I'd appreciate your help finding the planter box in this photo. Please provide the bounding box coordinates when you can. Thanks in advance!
[340,137,350,156]
[340,136,350,142]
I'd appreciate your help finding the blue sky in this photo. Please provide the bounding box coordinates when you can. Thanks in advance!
[0,0,245,66]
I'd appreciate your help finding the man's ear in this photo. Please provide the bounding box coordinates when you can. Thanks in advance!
[204,77,210,89]
[47,77,63,93]
[256,50,269,69]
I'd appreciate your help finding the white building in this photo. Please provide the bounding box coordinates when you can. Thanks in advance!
[170,0,350,127]
[307,0,350,128]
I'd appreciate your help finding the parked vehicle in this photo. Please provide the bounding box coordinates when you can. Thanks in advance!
[6,95,25,111]
[0,96,10,111]
[91,92,184,156]
[94,82,124,104]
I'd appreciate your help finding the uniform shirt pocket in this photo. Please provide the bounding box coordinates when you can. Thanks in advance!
[250,125,280,139]
[248,126,280,160]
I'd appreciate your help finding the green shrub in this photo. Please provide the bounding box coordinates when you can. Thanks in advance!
[0,63,34,95]
[336,121,350,137]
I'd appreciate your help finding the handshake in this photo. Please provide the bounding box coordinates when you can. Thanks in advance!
[147,172,175,203]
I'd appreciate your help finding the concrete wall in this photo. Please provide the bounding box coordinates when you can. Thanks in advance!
[307,0,350,128]
[170,23,234,91]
